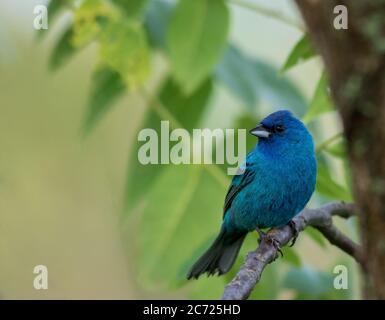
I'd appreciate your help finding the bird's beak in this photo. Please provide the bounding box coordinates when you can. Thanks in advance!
[249,124,271,138]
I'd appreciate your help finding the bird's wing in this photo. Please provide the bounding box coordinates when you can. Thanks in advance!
[223,163,255,218]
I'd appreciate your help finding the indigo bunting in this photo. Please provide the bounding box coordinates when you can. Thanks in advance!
[187,110,317,279]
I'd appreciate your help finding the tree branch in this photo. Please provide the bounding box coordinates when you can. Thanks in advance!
[221,202,363,300]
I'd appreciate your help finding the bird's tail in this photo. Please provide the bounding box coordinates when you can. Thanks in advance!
[187,228,247,280]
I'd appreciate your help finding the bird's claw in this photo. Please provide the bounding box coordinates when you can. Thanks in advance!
[255,227,266,244]
[288,220,299,247]
[256,228,283,258]
[267,235,283,258]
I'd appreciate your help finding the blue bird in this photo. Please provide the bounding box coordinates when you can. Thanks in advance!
[187,110,317,279]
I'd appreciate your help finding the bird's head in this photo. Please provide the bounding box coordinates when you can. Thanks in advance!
[250,110,314,152]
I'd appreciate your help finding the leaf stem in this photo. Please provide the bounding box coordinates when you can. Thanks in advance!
[227,0,305,31]
[315,132,343,154]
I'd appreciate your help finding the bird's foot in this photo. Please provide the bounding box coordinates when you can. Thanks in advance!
[266,234,283,258]
[255,227,266,244]
[288,220,299,247]
[256,228,283,258]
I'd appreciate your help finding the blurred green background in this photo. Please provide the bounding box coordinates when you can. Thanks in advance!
[0,0,359,299]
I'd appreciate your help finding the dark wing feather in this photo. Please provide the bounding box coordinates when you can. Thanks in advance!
[223,165,255,218]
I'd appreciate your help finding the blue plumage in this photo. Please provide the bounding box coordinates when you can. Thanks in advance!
[187,110,317,279]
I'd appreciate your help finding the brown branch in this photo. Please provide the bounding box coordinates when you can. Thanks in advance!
[221,202,363,300]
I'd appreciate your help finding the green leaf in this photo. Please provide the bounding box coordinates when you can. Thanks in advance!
[316,163,351,201]
[49,24,77,71]
[216,45,307,116]
[325,141,346,159]
[99,20,150,89]
[282,246,301,267]
[111,0,148,18]
[138,166,226,288]
[302,72,335,123]
[124,78,213,212]
[283,266,334,298]
[253,58,307,116]
[216,46,260,112]
[167,0,229,94]
[233,114,260,151]
[144,0,173,49]
[72,0,117,47]
[49,0,116,71]
[284,265,352,299]
[48,0,68,19]
[316,133,342,155]
[281,35,316,72]
[82,67,126,134]
[305,227,326,247]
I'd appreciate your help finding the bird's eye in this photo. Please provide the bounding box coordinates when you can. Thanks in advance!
[275,125,284,133]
